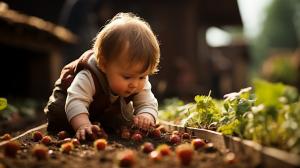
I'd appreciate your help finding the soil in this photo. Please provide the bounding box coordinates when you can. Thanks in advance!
[0,126,257,168]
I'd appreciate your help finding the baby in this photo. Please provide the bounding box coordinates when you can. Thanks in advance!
[44,12,160,140]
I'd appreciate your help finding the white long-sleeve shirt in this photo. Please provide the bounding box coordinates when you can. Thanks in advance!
[65,68,158,123]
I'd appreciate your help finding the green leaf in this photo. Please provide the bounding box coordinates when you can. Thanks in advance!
[217,119,240,135]
[0,98,8,111]
[253,79,285,107]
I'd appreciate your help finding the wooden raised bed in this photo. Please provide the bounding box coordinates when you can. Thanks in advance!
[0,123,257,168]
[1,122,299,168]
[160,121,300,168]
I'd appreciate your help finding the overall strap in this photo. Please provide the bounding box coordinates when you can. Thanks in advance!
[87,56,109,96]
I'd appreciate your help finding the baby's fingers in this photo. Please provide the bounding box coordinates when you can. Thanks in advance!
[150,120,155,127]
[86,126,93,135]
[141,118,150,130]
[76,129,86,141]
[133,116,139,126]
[91,125,100,133]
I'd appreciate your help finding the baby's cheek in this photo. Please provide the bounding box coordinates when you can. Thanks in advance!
[111,80,126,91]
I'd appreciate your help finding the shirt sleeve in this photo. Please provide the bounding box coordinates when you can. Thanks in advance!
[65,69,96,122]
[133,78,158,122]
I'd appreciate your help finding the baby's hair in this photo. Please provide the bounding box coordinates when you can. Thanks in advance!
[93,12,160,74]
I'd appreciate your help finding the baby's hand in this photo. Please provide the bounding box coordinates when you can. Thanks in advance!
[133,113,155,130]
[76,124,100,141]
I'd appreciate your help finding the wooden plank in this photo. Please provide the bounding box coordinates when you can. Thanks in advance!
[160,120,300,168]
[0,123,47,147]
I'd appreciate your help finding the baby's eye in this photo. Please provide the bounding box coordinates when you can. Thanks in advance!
[123,76,131,80]
[139,76,146,80]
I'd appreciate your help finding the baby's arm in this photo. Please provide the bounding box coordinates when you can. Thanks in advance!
[133,80,158,130]
[66,70,99,140]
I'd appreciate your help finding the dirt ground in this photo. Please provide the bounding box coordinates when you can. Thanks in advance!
[0,126,257,168]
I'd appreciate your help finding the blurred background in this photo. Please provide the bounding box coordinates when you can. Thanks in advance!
[0,0,299,133]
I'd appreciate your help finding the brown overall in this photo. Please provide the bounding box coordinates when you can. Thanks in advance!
[44,50,134,134]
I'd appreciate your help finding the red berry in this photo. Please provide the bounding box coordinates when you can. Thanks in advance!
[181,133,191,139]
[149,151,162,161]
[157,144,172,156]
[0,133,12,141]
[150,128,161,138]
[131,133,142,142]
[32,131,43,142]
[57,131,68,140]
[176,144,194,166]
[141,142,154,153]
[94,139,107,150]
[32,144,49,160]
[169,134,181,144]
[60,142,74,153]
[117,149,136,167]
[191,138,205,150]
[4,141,20,158]
[41,136,52,145]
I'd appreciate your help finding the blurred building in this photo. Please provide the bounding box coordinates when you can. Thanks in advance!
[0,2,77,99]
[1,0,248,101]
[107,0,248,100]
[261,49,300,89]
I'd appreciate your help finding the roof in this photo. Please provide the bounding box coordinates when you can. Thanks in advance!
[0,2,77,51]
[198,0,242,26]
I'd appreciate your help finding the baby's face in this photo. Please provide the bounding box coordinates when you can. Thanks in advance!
[102,56,149,97]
